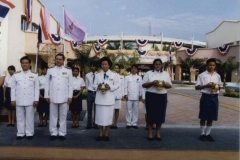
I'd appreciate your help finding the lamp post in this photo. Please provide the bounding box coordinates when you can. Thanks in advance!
[191,36,194,50]
[160,32,163,51]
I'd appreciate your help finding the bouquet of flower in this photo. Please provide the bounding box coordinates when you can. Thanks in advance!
[100,83,107,94]
[211,83,219,93]
[157,80,165,90]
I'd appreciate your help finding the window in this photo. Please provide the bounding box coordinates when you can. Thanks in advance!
[21,15,28,31]
[31,23,38,32]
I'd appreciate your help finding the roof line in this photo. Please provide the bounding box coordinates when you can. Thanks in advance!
[205,20,240,35]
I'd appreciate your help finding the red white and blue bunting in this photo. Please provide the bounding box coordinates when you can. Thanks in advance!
[136,39,148,47]
[24,0,32,23]
[49,34,61,45]
[217,45,229,56]
[137,49,147,55]
[97,39,108,47]
[93,45,101,54]
[70,41,78,50]
[185,48,198,56]
[173,41,183,49]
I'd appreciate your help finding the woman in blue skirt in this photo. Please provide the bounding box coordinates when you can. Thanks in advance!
[3,66,15,126]
[142,59,172,141]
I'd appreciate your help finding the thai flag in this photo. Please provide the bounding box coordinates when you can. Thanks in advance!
[0,0,15,25]
[25,0,32,23]
[38,7,50,44]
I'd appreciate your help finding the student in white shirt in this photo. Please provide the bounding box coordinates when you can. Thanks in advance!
[69,67,85,128]
[37,66,49,127]
[85,61,98,129]
[110,64,124,129]
[0,69,5,120]
[3,65,15,127]
[195,58,223,142]
[124,64,142,129]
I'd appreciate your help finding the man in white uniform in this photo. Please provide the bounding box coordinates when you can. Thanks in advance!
[11,56,39,140]
[45,53,73,141]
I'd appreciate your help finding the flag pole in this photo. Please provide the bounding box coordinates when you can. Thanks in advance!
[63,5,66,66]
[35,44,39,72]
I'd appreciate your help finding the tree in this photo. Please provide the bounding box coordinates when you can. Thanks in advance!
[73,45,99,76]
[163,60,174,71]
[179,57,206,84]
[215,56,240,87]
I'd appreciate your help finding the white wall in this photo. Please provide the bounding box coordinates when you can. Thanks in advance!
[206,21,240,48]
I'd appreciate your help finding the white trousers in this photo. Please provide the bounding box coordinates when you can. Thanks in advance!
[49,102,68,136]
[16,105,34,136]
[126,100,139,126]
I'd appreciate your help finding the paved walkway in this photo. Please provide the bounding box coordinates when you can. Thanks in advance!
[0,84,239,160]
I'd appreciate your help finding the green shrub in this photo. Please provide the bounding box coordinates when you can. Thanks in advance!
[224,88,240,98]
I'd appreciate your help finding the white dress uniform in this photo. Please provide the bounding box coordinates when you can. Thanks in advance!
[44,66,73,136]
[11,70,39,137]
[124,74,142,126]
[73,76,85,91]
[114,74,124,109]
[93,70,119,126]
[0,70,5,108]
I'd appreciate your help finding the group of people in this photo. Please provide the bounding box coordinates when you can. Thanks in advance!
[0,54,222,142]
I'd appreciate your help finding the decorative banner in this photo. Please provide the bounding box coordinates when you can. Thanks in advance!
[70,41,78,50]
[93,45,101,54]
[173,41,183,49]
[185,48,198,56]
[137,49,147,56]
[136,39,148,47]
[97,39,108,47]
[24,0,32,23]
[217,45,229,56]
[0,0,15,25]
[49,34,61,45]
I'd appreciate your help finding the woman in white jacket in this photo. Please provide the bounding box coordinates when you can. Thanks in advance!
[111,64,124,129]
[93,57,119,141]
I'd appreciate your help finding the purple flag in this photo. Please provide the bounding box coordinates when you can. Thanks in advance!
[64,8,86,42]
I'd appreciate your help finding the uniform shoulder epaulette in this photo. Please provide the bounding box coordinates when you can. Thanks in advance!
[15,71,21,74]
[49,66,54,68]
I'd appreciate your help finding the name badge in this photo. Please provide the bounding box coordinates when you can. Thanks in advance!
[62,72,67,75]
[29,76,34,81]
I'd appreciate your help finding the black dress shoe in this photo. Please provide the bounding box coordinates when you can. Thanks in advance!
[156,137,162,141]
[59,136,66,141]
[104,136,110,141]
[126,125,131,129]
[93,125,98,129]
[147,137,154,141]
[7,124,11,127]
[199,135,206,141]
[110,125,115,129]
[96,136,103,141]
[50,136,57,140]
[27,136,33,140]
[205,135,214,142]
[16,136,24,140]
[132,126,138,129]
[11,124,15,127]
[86,126,92,129]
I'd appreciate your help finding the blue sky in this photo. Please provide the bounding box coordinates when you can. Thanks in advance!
[41,0,239,41]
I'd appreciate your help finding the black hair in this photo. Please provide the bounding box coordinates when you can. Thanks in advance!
[20,56,31,63]
[7,65,16,71]
[113,63,121,69]
[40,65,48,70]
[55,53,65,61]
[206,58,217,65]
[131,64,138,70]
[99,57,112,68]
[152,58,163,72]
[72,67,80,72]
[90,61,98,67]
